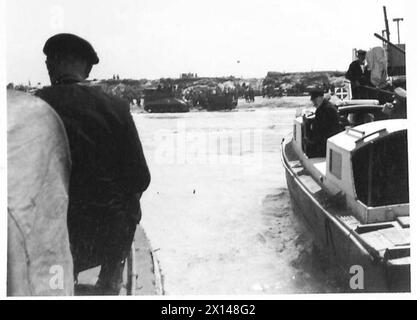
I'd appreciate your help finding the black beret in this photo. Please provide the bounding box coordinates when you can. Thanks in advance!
[43,33,99,65]
[310,89,324,100]
[357,49,367,56]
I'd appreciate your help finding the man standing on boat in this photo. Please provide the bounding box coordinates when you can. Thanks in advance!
[345,49,370,99]
[304,89,340,157]
[36,33,151,295]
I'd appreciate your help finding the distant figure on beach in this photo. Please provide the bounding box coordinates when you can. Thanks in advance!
[345,49,370,99]
[36,33,151,295]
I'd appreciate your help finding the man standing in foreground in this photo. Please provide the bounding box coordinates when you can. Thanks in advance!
[36,33,151,294]
[345,49,370,99]
[304,89,341,158]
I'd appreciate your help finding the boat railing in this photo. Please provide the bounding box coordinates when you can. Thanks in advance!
[345,127,366,138]
[355,128,388,145]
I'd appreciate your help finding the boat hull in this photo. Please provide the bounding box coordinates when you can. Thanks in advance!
[282,137,410,292]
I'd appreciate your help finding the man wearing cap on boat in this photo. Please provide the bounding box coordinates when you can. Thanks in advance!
[345,49,371,99]
[36,33,151,295]
[304,89,341,158]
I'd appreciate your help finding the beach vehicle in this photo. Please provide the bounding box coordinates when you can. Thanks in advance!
[281,102,410,292]
[205,91,238,111]
[144,88,190,113]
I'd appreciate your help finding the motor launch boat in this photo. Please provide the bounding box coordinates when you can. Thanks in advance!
[281,104,410,292]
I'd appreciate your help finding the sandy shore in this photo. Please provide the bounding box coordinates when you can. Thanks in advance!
[134,97,342,294]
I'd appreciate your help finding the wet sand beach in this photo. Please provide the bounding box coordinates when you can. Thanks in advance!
[135,97,343,294]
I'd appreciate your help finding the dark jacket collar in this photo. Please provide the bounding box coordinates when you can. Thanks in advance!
[53,75,85,85]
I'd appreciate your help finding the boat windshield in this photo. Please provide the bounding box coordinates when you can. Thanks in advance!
[352,131,409,207]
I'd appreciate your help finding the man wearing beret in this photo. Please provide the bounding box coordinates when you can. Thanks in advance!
[36,33,151,295]
[345,49,371,99]
[304,89,341,158]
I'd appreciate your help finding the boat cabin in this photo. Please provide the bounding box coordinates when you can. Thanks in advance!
[292,110,408,224]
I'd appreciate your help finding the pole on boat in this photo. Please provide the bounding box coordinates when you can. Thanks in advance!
[373,33,405,55]
[381,30,387,47]
[383,6,391,43]
[359,84,395,96]
[392,18,404,44]
[383,6,391,69]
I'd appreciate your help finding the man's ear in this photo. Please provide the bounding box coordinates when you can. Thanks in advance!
[85,64,93,78]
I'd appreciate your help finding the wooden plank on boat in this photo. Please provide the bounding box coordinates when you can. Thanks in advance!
[360,231,395,252]
[355,223,394,234]
[338,215,361,230]
[396,216,410,228]
[386,256,410,266]
[288,160,303,174]
[298,173,322,194]
[379,228,410,247]
[312,161,326,177]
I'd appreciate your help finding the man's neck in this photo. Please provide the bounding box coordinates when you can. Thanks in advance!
[53,74,85,85]
[316,99,325,109]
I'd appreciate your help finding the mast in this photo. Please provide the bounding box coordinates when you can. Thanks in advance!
[383,6,390,43]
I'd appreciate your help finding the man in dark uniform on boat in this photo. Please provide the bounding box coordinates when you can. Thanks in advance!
[345,49,370,99]
[36,33,151,295]
[304,89,341,157]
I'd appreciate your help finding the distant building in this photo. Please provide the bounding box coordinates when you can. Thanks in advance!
[180,73,198,79]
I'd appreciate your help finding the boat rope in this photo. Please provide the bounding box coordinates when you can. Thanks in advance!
[324,218,336,255]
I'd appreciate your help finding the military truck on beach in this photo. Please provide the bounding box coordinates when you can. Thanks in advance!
[143,88,190,113]
[205,91,237,111]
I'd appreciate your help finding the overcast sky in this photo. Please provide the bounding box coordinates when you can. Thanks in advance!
[5,0,409,85]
